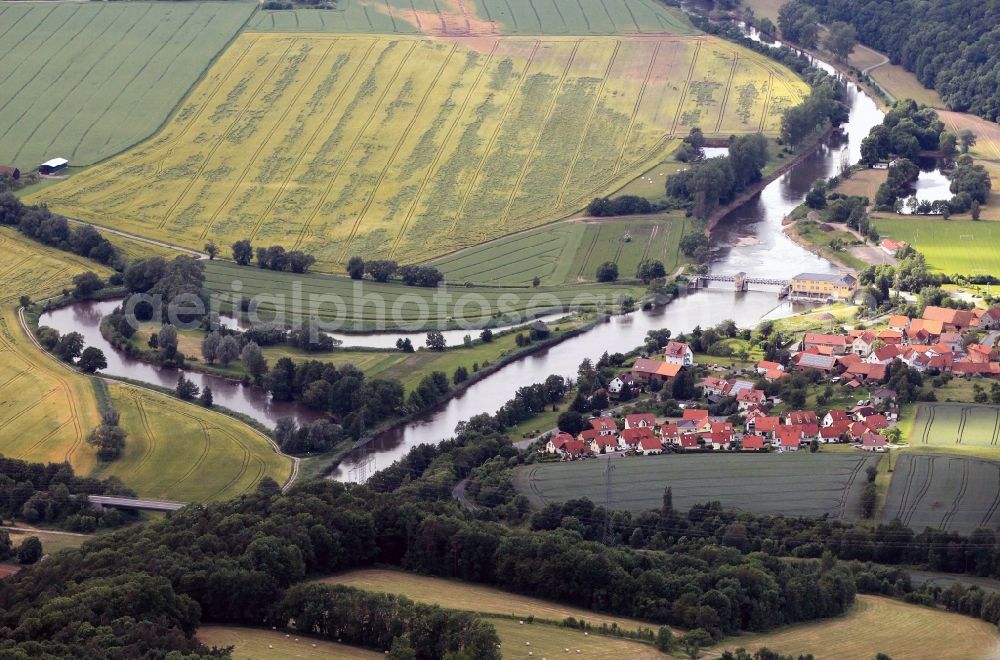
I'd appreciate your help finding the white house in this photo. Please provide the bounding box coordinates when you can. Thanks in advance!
[608,374,635,394]
[663,341,694,367]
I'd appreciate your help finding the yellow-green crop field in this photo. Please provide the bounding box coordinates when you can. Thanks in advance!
[0,228,290,501]
[36,32,807,270]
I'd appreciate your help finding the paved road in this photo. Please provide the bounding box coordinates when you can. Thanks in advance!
[452,478,477,512]
[64,216,206,258]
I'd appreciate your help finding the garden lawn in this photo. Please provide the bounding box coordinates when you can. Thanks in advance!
[0,2,253,168]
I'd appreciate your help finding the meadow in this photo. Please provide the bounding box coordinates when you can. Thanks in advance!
[37,32,807,270]
[0,228,290,501]
[882,453,1000,534]
[0,2,253,168]
[248,0,698,36]
[323,568,659,632]
[715,594,1000,659]
[514,452,880,519]
[874,217,1000,276]
[198,626,382,659]
[202,261,636,329]
[432,215,690,286]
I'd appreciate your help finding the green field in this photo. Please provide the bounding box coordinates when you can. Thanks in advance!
[34,30,806,269]
[909,403,1000,449]
[515,453,880,519]
[248,0,698,36]
[0,2,253,168]
[203,260,637,329]
[432,215,690,286]
[715,594,1000,660]
[874,217,1000,276]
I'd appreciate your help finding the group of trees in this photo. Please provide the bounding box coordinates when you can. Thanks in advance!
[35,326,106,373]
[0,194,122,269]
[792,0,1000,121]
[122,255,208,325]
[345,257,444,287]
[85,407,127,461]
[666,134,770,219]
[874,158,920,209]
[272,417,344,454]
[230,240,316,273]
[779,75,850,146]
[585,195,654,217]
[0,456,134,533]
[860,101,945,165]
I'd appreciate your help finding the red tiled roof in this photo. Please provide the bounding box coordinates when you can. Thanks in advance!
[638,437,663,451]
[754,416,782,433]
[664,341,691,359]
[590,417,617,432]
[621,427,655,442]
[785,410,818,426]
[804,333,850,347]
[742,435,766,450]
[625,413,656,427]
[861,432,887,447]
[682,409,709,421]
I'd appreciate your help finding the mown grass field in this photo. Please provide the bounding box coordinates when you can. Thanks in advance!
[873,217,1000,276]
[0,228,289,501]
[0,2,253,168]
[715,594,1000,659]
[198,626,382,659]
[882,453,1000,534]
[248,0,697,36]
[37,32,807,269]
[432,215,690,286]
[324,568,659,632]
[202,261,637,329]
[515,452,880,519]
[7,528,88,556]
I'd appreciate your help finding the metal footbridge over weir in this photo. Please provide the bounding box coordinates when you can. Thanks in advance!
[692,271,791,293]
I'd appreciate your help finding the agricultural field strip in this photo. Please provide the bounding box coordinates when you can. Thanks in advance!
[0,2,254,167]
[35,33,804,268]
[517,454,877,517]
[883,453,1000,534]
[912,403,1000,448]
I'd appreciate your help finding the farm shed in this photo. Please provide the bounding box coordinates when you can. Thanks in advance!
[38,158,69,175]
[0,166,19,180]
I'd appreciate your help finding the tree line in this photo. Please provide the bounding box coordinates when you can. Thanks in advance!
[0,193,121,269]
[791,0,1000,121]
[230,239,316,273]
[345,256,444,287]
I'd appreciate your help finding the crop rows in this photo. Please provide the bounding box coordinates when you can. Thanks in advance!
[515,453,880,519]
[0,2,253,168]
[247,0,698,36]
[883,454,1000,534]
[912,403,1000,448]
[37,34,805,271]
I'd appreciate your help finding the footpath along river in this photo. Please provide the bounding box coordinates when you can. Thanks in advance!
[38,31,883,480]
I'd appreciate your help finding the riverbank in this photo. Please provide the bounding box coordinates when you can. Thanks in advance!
[705,124,838,235]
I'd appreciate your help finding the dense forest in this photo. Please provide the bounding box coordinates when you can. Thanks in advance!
[792,0,1000,120]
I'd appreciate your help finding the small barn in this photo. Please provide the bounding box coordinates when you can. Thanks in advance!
[38,158,69,175]
[0,166,20,180]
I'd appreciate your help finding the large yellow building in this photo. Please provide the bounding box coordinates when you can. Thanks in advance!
[790,272,858,302]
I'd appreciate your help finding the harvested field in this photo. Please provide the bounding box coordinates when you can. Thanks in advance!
[0,2,253,168]
[514,452,880,519]
[882,454,1000,534]
[833,168,886,200]
[323,568,659,632]
[869,62,944,108]
[36,33,807,270]
[432,214,690,285]
[202,260,637,329]
[714,594,1000,659]
[874,217,1000,276]
[248,0,697,36]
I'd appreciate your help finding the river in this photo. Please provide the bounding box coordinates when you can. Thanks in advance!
[37,26,884,481]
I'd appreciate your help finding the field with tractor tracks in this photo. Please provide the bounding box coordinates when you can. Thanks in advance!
[514,452,879,519]
[0,2,253,169]
[35,31,807,270]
